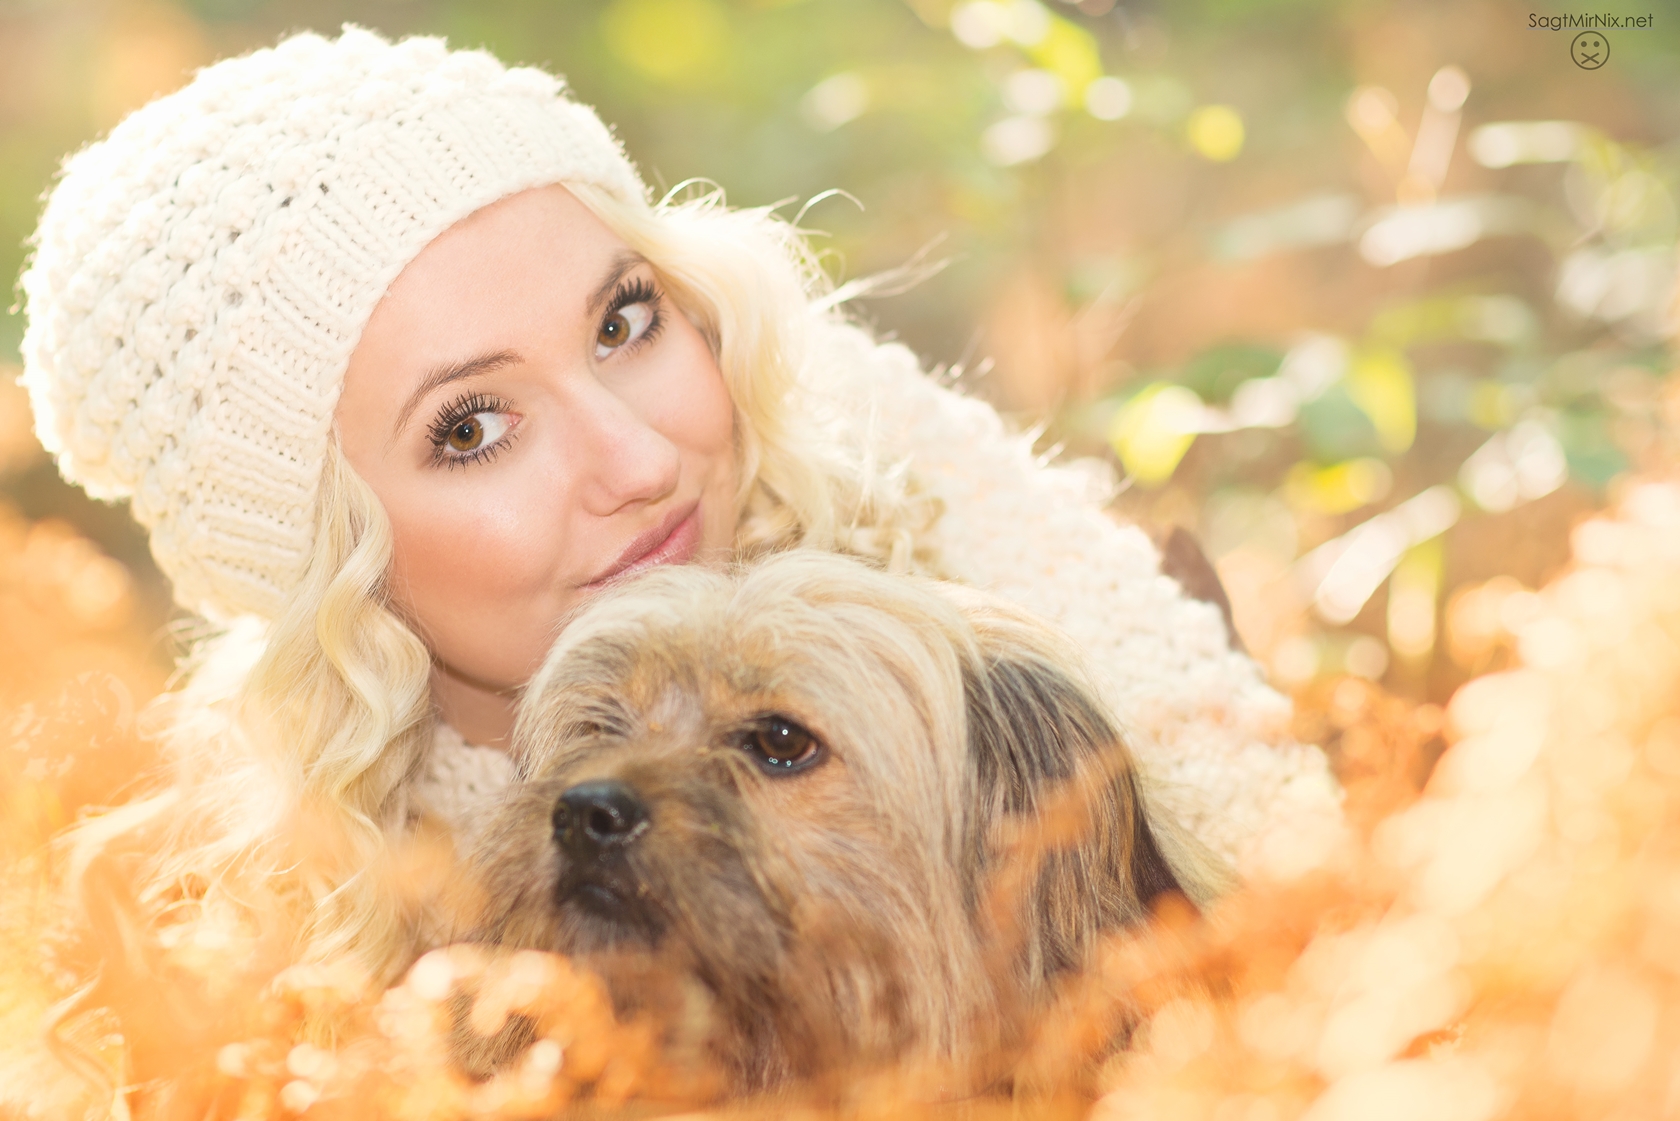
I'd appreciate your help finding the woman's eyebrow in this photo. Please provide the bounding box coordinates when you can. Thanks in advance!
[393,349,522,436]
[389,253,649,438]
[586,251,652,317]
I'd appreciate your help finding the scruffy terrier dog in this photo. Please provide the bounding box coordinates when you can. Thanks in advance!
[464,551,1218,1092]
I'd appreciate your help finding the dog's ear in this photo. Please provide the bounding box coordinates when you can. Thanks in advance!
[958,605,1186,984]
[1151,525,1245,653]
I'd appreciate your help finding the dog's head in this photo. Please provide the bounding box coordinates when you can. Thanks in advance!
[467,551,1191,1088]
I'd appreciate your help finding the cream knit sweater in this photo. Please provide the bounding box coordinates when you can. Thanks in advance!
[415,316,1344,877]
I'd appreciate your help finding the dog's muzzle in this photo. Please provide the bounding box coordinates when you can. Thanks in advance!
[551,780,657,931]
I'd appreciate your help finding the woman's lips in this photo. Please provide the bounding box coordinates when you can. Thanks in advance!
[584,503,701,589]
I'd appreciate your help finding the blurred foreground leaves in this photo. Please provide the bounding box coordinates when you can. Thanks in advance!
[0,463,166,863]
[7,443,1680,1121]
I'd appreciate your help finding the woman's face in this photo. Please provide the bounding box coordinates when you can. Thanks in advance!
[337,186,739,740]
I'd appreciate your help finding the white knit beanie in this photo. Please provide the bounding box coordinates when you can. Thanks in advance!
[20,27,648,622]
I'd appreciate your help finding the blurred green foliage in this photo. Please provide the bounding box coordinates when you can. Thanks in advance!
[1,0,1677,701]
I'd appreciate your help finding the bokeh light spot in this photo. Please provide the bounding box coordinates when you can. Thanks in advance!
[1084,75,1132,121]
[1187,104,1245,161]
[600,0,728,84]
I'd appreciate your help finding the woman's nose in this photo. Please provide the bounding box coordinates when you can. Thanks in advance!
[570,381,681,515]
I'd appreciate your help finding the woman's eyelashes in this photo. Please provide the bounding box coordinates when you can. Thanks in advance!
[427,391,520,469]
[595,276,665,359]
[422,277,663,470]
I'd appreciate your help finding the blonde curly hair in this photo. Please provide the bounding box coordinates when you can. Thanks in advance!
[58,183,943,1046]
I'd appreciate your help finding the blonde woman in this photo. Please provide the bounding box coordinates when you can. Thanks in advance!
[21,25,1340,1102]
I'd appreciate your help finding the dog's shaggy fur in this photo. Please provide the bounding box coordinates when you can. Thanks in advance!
[462,551,1219,1090]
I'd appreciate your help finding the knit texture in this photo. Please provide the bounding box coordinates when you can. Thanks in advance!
[413,723,517,849]
[20,27,646,621]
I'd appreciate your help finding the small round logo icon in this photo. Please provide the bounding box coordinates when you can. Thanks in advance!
[1571,31,1609,69]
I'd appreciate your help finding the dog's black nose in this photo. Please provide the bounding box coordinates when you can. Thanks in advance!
[554,780,648,857]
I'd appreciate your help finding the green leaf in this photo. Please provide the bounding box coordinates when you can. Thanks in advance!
[1345,348,1417,454]
[1108,383,1202,486]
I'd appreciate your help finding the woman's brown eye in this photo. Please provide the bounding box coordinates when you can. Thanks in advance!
[598,312,630,350]
[594,301,656,359]
[431,406,515,465]
[447,417,483,451]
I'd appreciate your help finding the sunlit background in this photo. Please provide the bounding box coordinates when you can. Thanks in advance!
[1,0,1678,786]
[4,4,1680,1116]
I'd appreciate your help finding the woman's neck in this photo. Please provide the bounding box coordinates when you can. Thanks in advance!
[429,662,516,749]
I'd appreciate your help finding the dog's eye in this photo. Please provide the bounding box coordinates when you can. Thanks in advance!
[562,718,624,741]
[739,716,822,774]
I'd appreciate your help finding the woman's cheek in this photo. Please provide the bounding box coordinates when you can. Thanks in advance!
[386,482,556,650]
[675,346,742,549]
[643,323,735,457]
